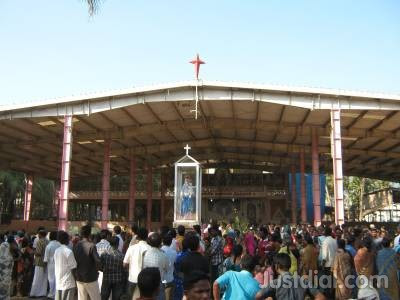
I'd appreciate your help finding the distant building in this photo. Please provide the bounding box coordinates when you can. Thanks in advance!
[361,188,400,222]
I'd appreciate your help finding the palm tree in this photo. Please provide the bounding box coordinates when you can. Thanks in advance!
[85,0,102,16]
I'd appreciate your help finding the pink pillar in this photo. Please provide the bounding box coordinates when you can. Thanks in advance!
[312,128,322,226]
[58,115,73,231]
[23,174,33,221]
[331,109,345,225]
[128,156,136,224]
[300,149,307,223]
[101,139,111,229]
[291,165,297,224]
[146,164,153,230]
[161,171,166,225]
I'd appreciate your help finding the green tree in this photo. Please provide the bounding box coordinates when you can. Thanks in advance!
[0,171,25,223]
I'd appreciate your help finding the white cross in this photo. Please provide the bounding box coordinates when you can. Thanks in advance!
[184,144,191,155]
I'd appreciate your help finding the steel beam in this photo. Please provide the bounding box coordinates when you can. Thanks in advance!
[58,115,73,231]
[291,165,297,224]
[300,149,307,223]
[101,139,111,229]
[161,171,167,225]
[312,128,321,226]
[146,164,153,230]
[128,156,136,224]
[331,109,345,225]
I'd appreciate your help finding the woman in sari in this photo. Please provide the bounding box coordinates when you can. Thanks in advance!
[354,237,375,278]
[376,237,400,300]
[332,239,353,300]
[244,228,256,256]
[0,237,14,300]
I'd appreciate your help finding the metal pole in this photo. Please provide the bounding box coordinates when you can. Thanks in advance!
[312,128,322,226]
[300,148,307,223]
[101,139,111,229]
[291,165,297,224]
[146,164,153,230]
[23,174,33,221]
[58,115,73,231]
[128,156,136,224]
[331,109,345,225]
[161,171,166,225]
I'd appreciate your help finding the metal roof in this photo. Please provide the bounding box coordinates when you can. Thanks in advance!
[0,81,400,181]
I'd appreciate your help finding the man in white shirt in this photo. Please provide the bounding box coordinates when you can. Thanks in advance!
[124,227,151,299]
[54,230,77,300]
[321,227,337,270]
[44,231,61,299]
[161,234,177,300]
[143,232,169,300]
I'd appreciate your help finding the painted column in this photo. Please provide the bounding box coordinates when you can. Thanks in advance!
[146,164,153,230]
[128,156,136,225]
[300,149,307,223]
[312,128,322,226]
[101,139,111,229]
[23,174,33,221]
[290,165,297,224]
[58,115,73,231]
[161,171,167,225]
[331,109,345,225]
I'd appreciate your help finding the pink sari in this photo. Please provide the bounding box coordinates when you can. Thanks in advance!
[244,232,256,256]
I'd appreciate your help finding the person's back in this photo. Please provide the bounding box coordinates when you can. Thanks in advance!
[214,254,260,300]
[54,230,78,299]
[74,238,100,282]
[181,233,209,276]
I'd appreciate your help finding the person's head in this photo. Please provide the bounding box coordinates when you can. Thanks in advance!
[183,271,211,300]
[162,234,172,247]
[370,228,378,238]
[169,228,177,239]
[362,236,373,251]
[381,237,391,248]
[58,230,70,245]
[240,254,257,273]
[270,233,281,245]
[109,236,120,249]
[304,235,314,246]
[137,227,149,241]
[324,227,332,237]
[37,226,45,234]
[80,225,92,239]
[99,229,111,240]
[131,224,138,235]
[177,225,185,236]
[137,267,161,298]
[232,244,243,258]
[148,232,162,248]
[274,252,291,273]
[113,225,122,235]
[49,231,58,241]
[38,229,47,238]
[337,239,346,250]
[193,225,201,236]
[184,232,200,251]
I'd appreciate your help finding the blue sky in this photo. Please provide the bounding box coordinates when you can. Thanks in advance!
[0,0,399,105]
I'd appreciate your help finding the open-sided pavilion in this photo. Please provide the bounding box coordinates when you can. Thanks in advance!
[1,80,400,230]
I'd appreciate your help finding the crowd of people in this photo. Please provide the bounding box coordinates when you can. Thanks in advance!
[1,221,400,300]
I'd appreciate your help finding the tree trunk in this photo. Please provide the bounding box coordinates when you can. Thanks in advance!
[358,178,366,221]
